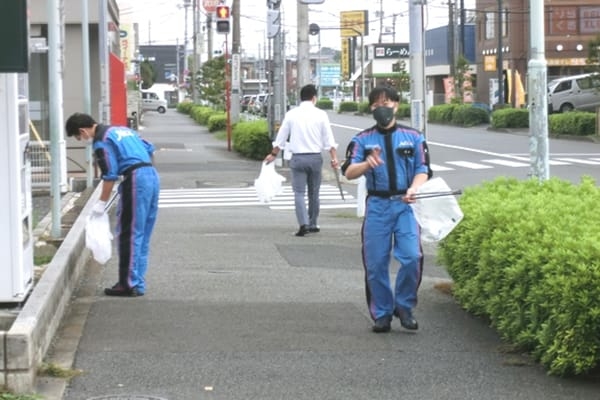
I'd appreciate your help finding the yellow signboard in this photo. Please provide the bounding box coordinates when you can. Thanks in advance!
[340,10,368,37]
[483,55,496,72]
[341,39,350,80]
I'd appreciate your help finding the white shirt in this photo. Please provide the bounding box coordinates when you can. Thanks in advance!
[272,101,338,154]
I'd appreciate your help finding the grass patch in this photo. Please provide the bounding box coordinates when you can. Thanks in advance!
[34,255,53,266]
[0,390,41,400]
[38,362,83,380]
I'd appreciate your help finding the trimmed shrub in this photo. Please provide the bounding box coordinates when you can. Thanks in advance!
[190,106,213,125]
[207,113,227,132]
[358,101,370,114]
[232,120,271,160]
[549,111,597,136]
[396,103,411,119]
[438,176,600,376]
[428,104,457,124]
[490,108,529,128]
[316,97,333,110]
[451,105,490,126]
[176,101,194,114]
[338,101,358,113]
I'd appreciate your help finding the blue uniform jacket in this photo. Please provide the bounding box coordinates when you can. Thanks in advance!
[346,124,429,194]
[92,124,155,181]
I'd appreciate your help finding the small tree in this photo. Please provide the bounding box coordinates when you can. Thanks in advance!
[585,34,600,74]
[195,56,226,109]
[139,60,156,89]
[453,54,473,104]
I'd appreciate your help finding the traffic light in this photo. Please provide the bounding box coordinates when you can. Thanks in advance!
[215,5,230,35]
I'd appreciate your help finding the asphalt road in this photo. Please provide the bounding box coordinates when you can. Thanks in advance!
[52,110,600,400]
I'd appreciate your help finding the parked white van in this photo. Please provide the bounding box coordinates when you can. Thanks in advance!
[547,73,600,113]
[141,90,167,114]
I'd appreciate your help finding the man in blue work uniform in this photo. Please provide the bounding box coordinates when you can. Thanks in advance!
[343,87,430,332]
[66,113,160,297]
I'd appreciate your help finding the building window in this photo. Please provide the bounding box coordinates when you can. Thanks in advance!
[485,12,495,40]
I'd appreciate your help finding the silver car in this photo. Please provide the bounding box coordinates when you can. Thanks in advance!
[547,73,600,113]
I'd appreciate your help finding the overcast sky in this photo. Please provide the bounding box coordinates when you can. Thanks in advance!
[118,0,472,57]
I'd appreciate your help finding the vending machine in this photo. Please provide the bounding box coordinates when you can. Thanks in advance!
[0,73,34,302]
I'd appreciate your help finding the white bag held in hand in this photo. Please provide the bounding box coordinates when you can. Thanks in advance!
[254,161,286,203]
[85,213,113,264]
[410,177,463,242]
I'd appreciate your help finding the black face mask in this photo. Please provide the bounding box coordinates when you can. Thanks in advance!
[372,106,395,127]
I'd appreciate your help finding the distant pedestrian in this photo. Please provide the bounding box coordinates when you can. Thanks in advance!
[342,86,431,332]
[65,113,160,297]
[265,84,339,236]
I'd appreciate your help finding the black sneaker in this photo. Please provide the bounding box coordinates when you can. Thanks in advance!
[104,283,142,297]
[308,226,320,233]
[295,225,310,237]
[394,308,418,330]
[372,315,392,333]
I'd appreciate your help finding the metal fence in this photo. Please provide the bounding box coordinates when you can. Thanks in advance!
[29,141,51,189]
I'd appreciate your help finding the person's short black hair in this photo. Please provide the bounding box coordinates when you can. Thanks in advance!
[65,113,96,137]
[368,86,400,107]
[300,84,318,101]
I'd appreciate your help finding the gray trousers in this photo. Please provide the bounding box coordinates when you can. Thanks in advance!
[289,153,323,228]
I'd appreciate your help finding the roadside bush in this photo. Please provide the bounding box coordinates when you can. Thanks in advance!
[438,176,600,376]
[428,104,456,124]
[316,97,333,110]
[232,120,271,160]
[190,105,213,125]
[490,108,529,128]
[451,105,490,126]
[549,111,597,136]
[338,101,358,113]
[177,101,194,114]
[358,101,370,114]
[207,113,227,132]
[396,103,411,119]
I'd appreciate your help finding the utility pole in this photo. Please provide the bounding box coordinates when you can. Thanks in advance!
[497,0,504,106]
[297,2,310,92]
[207,12,213,59]
[378,0,383,43]
[183,0,191,86]
[192,0,198,102]
[81,0,93,189]
[231,0,241,123]
[267,0,283,139]
[528,0,549,181]
[409,0,426,136]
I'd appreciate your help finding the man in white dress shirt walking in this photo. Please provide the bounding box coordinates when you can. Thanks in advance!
[264,84,339,236]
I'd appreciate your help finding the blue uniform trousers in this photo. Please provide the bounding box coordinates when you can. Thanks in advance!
[116,166,160,293]
[362,196,423,320]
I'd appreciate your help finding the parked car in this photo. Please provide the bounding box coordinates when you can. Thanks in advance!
[141,90,167,114]
[252,93,268,115]
[547,73,600,113]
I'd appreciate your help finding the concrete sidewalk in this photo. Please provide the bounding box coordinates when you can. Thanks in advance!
[35,112,600,400]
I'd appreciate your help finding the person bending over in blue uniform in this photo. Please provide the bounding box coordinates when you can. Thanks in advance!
[66,113,160,297]
[342,87,430,333]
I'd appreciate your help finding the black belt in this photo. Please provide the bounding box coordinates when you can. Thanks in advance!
[368,189,407,198]
[122,162,153,176]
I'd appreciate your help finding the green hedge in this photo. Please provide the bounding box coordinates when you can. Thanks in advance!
[549,111,597,136]
[207,113,227,132]
[438,176,600,376]
[428,104,490,126]
[232,120,271,160]
[316,98,333,110]
[397,103,411,119]
[490,108,530,128]
[338,101,358,113]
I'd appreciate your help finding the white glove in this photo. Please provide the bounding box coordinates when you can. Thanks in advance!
[92,200,107,217]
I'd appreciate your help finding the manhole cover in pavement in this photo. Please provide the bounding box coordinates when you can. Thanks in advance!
[87,396,168,400]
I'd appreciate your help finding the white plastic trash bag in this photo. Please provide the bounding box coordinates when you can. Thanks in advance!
[410,177,463,242]
[254,161,286,203]
[85,213,113,264]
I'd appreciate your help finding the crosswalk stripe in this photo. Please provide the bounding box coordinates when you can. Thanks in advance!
[445,161,494,169]
[430,163,454,171]
[509,156,571,165]
[481,159,530,167]
[554,158,600,165]
[158,184,355,209]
